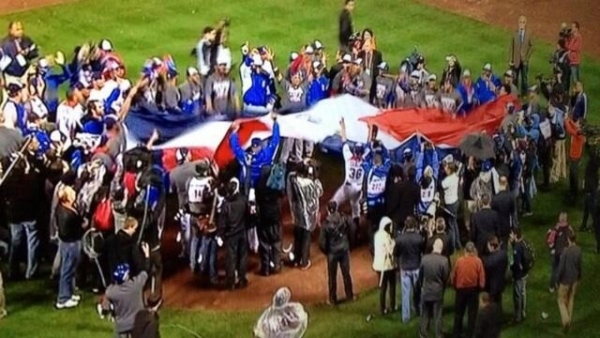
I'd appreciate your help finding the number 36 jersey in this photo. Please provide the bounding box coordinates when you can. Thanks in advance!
[342,143,366,187]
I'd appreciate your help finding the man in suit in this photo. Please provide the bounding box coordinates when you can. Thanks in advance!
[491,176,516,249]
[338,0,355,51]
[470,194,500,256]
[358,40,382,104]
[1,21,38,106]
[509,15,533,97]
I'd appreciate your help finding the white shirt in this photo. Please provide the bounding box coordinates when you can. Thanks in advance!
[56,102,84,138]
[1,100,18,129]
[342,143,366,186]
[29,97,48,120]
[441,173,459,205]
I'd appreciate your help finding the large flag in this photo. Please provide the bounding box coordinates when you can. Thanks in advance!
[360,95,519,148]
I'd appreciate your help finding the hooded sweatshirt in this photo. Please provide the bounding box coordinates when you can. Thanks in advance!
[319,212,349,255]
[373,217,396,272]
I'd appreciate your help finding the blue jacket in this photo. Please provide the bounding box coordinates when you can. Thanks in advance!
[230,121,281,189]
[23,128,51,156]
[475,75,501,104]
[41,66,71,113]
[517,114,540,143]
[457,83,478,114]
[0,36,38,77]
[572,92,587,121]
[307,76,330,107]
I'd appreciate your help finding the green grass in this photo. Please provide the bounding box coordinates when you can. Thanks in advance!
[1,0,600,337]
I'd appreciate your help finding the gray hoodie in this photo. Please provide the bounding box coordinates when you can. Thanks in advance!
[104,271,148,335]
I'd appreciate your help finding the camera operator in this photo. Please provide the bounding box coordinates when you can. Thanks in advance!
[564,22,582,84]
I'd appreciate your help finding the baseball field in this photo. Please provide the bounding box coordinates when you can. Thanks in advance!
[1,0,600,337]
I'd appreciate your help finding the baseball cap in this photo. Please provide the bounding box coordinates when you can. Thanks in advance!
[38,58,50,69]
[312,60,322,70]
[504,69,514,77]
[258,46,268,55]
[100,39,113,52]
[403,148,413,155]
[410,70,420,79]
[252,55,263,66]
[113,263,130,284]
[92,71,103,81]
[186,67,199,76]
[251,137,262,147]
[353,58,363,66]
[305,45,314,54]
[442,154,454,164]
[216,52,229,65]
[377,61,388,70]
[290,52,299,62]
[6,82,23,94]
[314,40,324,50]
[483,63,492,71]
[428,74,437,81]
[463,69,471,77]
[528,85,538,92]
[342,54,352,63]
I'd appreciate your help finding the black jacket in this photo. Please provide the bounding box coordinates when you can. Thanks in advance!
[388,180,420,228]
[2,158,46,223]
[470,208,500,255]
[218,193,247,238]
[395,230,424,270]
[255,166,282,225]
[483,249,509,295]
[510,240,528,279]
[338,9,353,47]
[474,302,502,338]
[319,212,349,255]
[56,204,84,243]
[491,190,516,237]
[109,230,145,279]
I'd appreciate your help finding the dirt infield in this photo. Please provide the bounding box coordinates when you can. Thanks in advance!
[419,0,600,59]
[0,0,76,15]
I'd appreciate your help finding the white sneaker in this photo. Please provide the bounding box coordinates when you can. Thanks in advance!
[197,254,203,265]
[55,299,79,309]
[71,294,82,302]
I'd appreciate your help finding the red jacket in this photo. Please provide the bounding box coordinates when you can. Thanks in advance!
[565,119,585,160]
[566,33,582,65]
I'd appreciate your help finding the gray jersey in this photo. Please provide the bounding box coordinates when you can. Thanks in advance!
[281,80,308,111]
[439,90,463,113]
[420,87,440,109]
[163,84,180,110]
[374,76,394,108]
[205,74,236,114]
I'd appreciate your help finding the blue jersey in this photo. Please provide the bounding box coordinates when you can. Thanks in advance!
[230,121,281,190]
[243,69,273,107]
[42,66,71,113]
[362,147,391,206]
[307,76,330,107]
[475,75,501,105]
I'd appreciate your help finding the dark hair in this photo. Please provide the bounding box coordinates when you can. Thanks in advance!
[503,84,512,94]
[487,236,500,249]
[573,21,580,29]
[512,228,523,239]
[405,216,417,230]
[481,193,491,206]
[558,39,567,49]
[203,26,214,34]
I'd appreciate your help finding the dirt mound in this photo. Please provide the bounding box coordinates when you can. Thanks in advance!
[0,0,76,15]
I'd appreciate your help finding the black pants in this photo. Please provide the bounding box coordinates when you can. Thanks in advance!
[539,147,551,189]
[582,191,596,229]
[379,270,397,314]
[420,300,444,338]
[293,227,311,267]
[257,222,282,272]
[453,287,480,338]
[225,232,248,286]
[148,249,163,303]
[594,206,600,253]
[327,251,353,303]
[569,159,580,200]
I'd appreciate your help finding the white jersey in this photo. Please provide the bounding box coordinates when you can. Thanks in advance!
[187,176,213,204]
[342,143,365,186]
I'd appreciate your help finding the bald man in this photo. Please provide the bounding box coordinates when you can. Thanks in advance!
[509,15,533,97]
[419,238,450,338]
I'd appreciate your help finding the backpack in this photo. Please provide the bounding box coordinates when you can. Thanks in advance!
[93,198,114,232]
[266,163,286,191]
[133,166,165,214]
[521,239,536,272]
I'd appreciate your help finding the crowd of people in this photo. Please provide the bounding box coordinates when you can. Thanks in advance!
[0,0,593,337]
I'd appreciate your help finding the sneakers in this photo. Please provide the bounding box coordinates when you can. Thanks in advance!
[197,254,203,265]
[55,298,79,309]
[71,294,82,302]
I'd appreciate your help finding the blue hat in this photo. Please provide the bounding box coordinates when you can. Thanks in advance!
[482,160,492,172]
[251,137,261,147]
[113,263,130,284]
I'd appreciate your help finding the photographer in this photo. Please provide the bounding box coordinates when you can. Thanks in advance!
[565,22,582,83]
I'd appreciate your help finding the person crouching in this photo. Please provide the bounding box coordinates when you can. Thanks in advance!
[217,178,248,290]
[102,242,158,338]
[289,162,323,270]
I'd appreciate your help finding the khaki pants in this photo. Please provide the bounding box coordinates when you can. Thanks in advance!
[557,282,577,327]
[550,140,567,183]
[0,270,5,315]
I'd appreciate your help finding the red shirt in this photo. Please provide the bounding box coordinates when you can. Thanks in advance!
[452,255,486,289]
[566,33,582,65]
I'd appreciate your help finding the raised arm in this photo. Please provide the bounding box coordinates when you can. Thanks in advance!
[228,122,247,164]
